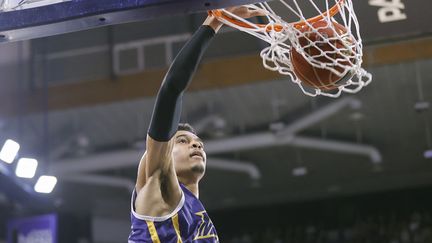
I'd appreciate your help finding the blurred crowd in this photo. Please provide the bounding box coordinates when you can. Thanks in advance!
[225,211,432,243]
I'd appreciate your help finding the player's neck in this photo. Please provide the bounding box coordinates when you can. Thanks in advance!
[178,177,200,198]
[184,183,199,198]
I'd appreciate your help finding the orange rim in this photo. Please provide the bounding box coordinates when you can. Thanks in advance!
[209,0,345,32]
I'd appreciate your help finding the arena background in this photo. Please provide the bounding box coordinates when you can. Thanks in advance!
[0,0,431,242]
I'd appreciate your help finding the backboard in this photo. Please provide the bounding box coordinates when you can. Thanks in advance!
[0,0,267,43]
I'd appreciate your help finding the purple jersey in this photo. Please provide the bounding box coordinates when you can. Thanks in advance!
[128,184,219,243]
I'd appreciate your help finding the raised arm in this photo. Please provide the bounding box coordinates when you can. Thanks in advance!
[135,16,222,194]
[135,8,265,216]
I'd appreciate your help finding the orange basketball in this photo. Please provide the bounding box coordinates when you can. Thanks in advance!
[290,20,354,91]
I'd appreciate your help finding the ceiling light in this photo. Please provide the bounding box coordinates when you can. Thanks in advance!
[292,166,308,176]
[424,149,432,159]
[15,158,38,178]
[0,139,20,164]
[34,176,57,194]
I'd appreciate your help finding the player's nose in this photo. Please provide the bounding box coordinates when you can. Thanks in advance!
[191,141,202,149]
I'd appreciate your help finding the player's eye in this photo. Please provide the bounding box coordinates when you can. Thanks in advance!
[178,138,188,144]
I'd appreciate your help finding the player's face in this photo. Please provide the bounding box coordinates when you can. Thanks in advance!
[172,130,207,178]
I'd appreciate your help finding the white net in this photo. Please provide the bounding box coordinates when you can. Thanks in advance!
[212,0,372,97]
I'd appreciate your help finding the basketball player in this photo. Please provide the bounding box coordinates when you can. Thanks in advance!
[128,6,264,243]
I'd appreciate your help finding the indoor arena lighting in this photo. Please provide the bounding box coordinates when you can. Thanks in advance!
[292,166,308,177]
[424,150,432,159]
[0,139,20,164]
[34,175,57,193]
[15,158,38,178]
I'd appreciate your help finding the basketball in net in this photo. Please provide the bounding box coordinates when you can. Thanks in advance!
[290,20,355,91]
[210,0,372,97]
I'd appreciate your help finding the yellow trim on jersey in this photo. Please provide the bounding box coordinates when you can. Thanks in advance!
[146,221,161,243]
[172,213,183,243]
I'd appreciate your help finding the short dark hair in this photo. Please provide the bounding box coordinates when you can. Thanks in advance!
[177,123,197,135]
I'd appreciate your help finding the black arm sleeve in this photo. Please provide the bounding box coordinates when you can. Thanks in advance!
[147,25,215,141]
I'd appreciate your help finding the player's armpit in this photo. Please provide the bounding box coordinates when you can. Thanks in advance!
[134,134,182,214]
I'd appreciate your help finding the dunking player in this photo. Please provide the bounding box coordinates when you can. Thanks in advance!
[128,6,263,243]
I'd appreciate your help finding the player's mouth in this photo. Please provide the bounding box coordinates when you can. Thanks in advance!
[190,150,204,161]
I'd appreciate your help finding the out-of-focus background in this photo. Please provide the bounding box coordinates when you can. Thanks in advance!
[0,0,432,242]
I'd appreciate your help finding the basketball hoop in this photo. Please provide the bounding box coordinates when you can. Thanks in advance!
[209,0,372,97]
